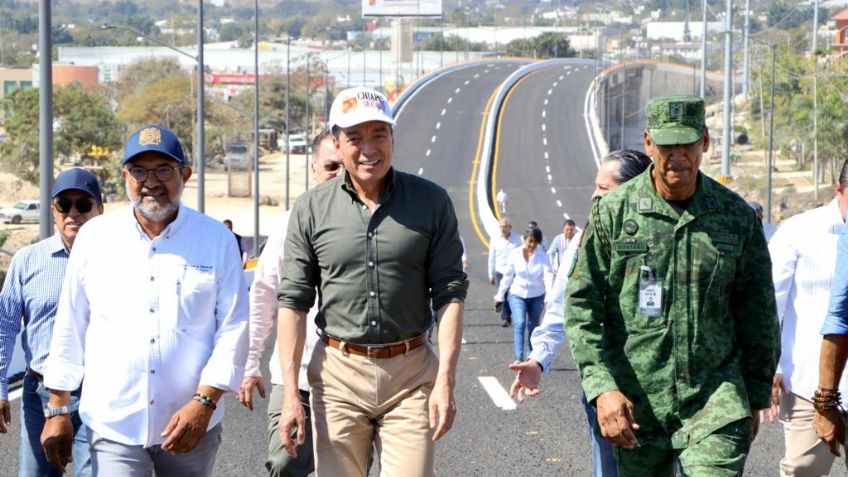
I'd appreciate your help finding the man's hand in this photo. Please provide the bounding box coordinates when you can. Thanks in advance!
[814,407,846,457]
[595,390,640,449]
[0,399,10,434]
[237,376,267,411]
[751,408,765,440]
[160,400,213,454]
[41,415,73,470]
[488,277,495,286]
[429,375,457,442]
[279,391,305,458]
[508,360,542,402]
[767,374,786,423]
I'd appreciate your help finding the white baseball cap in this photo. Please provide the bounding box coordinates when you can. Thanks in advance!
[328,86,396,130]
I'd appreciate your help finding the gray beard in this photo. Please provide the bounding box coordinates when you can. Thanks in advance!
[127,178,184,223]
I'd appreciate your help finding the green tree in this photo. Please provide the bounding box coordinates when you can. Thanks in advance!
[114,57,186,100]
[1,85,123,184]
[505,33,575,59]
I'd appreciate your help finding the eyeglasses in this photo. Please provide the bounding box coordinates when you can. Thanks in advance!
[127,165,182,182]
[54,197,95,214]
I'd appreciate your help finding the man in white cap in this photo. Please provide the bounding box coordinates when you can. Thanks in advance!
[276,87,468,476]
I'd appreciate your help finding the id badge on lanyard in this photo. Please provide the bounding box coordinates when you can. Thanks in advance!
[639,265,663,317]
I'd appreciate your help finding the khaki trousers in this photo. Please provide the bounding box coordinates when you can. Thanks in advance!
[307,340,439,477]
[779,392,848,477]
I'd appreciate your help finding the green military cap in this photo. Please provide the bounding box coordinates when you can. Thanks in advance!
[646,95,705,146]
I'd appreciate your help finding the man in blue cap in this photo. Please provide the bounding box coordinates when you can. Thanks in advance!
[41,125,248,476]
[0,167,103,477]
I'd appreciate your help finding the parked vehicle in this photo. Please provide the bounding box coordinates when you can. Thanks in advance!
[225,143,250,171]
[0,200,39,224]
[284,134,308,154]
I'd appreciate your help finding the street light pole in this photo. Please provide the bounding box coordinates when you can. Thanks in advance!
[767,45,776,224]
[720,0,733,178]
[197,0,205,213]
[38,0,53,239]
[700,0,707,98]
[285,37,291,210]
[253,0,260,256]
[812,0,819,200]
[305,53,310,192]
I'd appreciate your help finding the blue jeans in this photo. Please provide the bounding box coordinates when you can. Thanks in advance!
[19,373,91,477]
[507,293,545,361]
[582,393,618,477]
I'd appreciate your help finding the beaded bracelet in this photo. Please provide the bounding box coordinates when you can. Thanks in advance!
[812,388,842,413]
[192,393,217,411]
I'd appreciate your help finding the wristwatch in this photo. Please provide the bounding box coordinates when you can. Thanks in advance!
[43,404,71,419]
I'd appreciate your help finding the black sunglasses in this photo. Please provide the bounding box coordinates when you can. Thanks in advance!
[127,165,182,183]
[54,197,95,214]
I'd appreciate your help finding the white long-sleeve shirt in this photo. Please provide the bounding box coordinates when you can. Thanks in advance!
[532,230,583,371]
[495,246,553,301]
[769,198,848,400]
[487,232,522,280]
[247,211,317,388]
[44,204,249,447]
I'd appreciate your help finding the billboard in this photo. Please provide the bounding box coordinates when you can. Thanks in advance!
[362,0,442,17]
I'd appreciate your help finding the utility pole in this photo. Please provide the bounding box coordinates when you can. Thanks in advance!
[700,0,707,98]
[720,0,733,178]
[742,0,750,101]
[767,45,776,224]
[305,54,310,192]
[197,0,205,213]
[812,0,819,200]
[38,0,53,238]
[285,38,290,210]
[252,0,260,257]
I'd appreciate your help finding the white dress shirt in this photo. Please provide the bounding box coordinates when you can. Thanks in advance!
[247,211,317,388]
[769,198,848,400]
[44,204,249,447]
[495,246,553,301]
[532,230,583,371]
[488,232,522,280]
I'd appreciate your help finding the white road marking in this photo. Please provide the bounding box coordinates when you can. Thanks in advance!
[567,71,572,75]
[447,97,453,104]
[545,165,551,173]
[426,149,432,157]
[553,81,558,87]
[436,122,441,129]
[478,376,516,411]
[543,137,547,146]
[484,70,490,73]
[541,124,546,132]
[556,200,563,207]
[559,75,564,80]
[542,110,546,118]
[455,87,461,94]
[431,135,437,143]
[547,174,553,182]
[474,73,480,78]
[441,108,447,116]
[544,99,549,105]
[544,152,549,160]
[547,88,553,95]
[8,387,22,402]
[551,187,557,194]
[418,167,424,175]
[564,212,571,219]
[464,80,470,85]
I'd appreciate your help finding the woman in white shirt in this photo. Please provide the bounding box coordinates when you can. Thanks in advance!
[494,226,553,362]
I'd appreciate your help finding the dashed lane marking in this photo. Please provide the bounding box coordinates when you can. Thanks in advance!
[556,200,563,207]
[478,376,516,411]
[418,167,424,175]
[426,149,432,157]
[441,108,447,116]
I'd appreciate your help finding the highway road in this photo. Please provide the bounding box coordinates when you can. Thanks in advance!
[0,60,836,475]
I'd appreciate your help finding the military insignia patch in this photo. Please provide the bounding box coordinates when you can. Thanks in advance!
[138,127,162,146]
[623,220,639,235]
[669,102,683,118]
[638,197,653,212]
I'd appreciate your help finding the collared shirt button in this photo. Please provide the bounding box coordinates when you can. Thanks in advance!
[149,400,155,405]
[149,308,155,313]
[150,338,155,344]
[362,205,367,210]
[150,276,155,281]
[371,321,377,326]
[368,261,374,267]
[369,291,376,297]
[368,232,373,238]
[150,369,156,374]
[152,247,157,252]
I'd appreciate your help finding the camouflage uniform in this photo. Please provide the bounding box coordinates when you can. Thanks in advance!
[565,97,779,476]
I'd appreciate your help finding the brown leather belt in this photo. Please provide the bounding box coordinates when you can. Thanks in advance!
[26,367,43,382]
[319,332,428,359]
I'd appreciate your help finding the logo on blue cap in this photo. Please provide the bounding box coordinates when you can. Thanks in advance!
[123,125,186,166]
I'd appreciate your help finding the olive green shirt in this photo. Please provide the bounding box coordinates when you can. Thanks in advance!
[565,167,779,448]
[277,168,468,344]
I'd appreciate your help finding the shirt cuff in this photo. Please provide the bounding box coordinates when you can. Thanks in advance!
[527,347,552,373]
[821,315,848,335]
[0,379,7,401]
[43,361,85,392]
[200,357,245,394]
[244,361,262,379]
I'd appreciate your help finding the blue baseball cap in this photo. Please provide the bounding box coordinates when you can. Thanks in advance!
[123,125,186,166]
[52,167,102,202]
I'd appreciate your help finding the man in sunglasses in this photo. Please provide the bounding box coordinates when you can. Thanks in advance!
[237,128,342,476]
[41,125,248,476]
[0,167,102,477]
[566,96,779,475]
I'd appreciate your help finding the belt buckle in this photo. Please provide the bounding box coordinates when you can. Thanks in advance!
[366,344,375,358]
